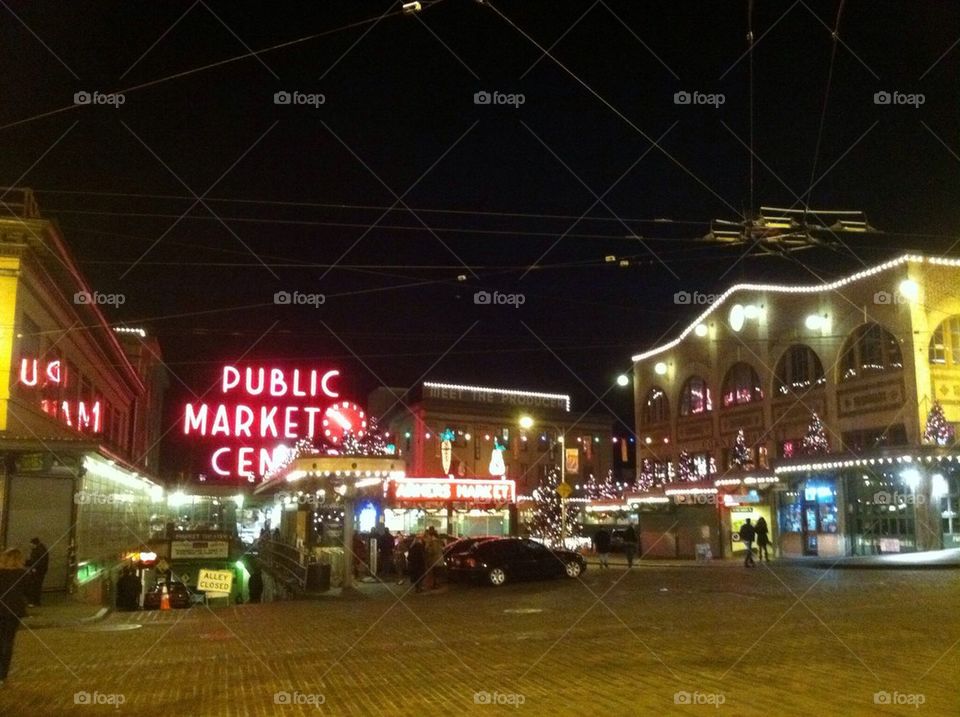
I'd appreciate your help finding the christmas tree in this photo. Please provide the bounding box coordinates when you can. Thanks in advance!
[530,467,580,547]
[801,412,830,455]
[923,401,955,446]
[340,417,389,456]
[586,470,619,500]
[636,460,655,491]
[677,451,696,482]
[730,428,751,468]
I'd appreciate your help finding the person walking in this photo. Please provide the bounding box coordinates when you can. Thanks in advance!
[406,535,427,593]
[594,528,611,569]
[755,517,770,562]
[247,569,264,603]
[622,525,638,568]
[739,519,756,567]
[116,568,141,611]
[0,548,28,686]
[393,536,408,586]
[378,527,394,577]
[424,527,444,590]
[26,538,48,607]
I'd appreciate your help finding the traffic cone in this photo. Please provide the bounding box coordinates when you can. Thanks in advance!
[160,583,170,611]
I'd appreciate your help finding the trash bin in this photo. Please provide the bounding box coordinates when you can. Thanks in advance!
[306,562,331,592]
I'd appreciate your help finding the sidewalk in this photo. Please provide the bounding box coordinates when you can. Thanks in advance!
[20,593,110,629]
[584,547,960,570]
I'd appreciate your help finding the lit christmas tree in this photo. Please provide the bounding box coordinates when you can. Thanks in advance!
[923,401,955,446]
[677,451,696,482]
[340,417,389,456]
[730,428,751,468]
[530,466,581,547]
[586,469,619,500]
[801,412,830,455]
[636,460,656,491]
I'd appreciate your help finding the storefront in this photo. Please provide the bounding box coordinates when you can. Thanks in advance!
[774,448,960,557]
[383,477,516,537]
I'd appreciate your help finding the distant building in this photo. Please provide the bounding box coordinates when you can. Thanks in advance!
[631,254,960,558]
[0,188,167,595]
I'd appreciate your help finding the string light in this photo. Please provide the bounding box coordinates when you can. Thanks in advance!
[422,381,571,412]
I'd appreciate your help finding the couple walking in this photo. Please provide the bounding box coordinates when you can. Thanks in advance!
[404,527,444,592]
[594,525,638,569]
[738,517,771,567]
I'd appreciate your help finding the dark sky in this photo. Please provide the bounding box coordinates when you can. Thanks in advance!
[2,1,958,478]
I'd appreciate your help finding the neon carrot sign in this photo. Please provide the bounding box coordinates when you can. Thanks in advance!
[183,365,366,479]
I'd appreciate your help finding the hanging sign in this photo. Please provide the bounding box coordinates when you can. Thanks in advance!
[565,447,580,474]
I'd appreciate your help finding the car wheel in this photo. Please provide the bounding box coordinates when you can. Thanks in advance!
[564,561,582,578]
[487,567,507,587]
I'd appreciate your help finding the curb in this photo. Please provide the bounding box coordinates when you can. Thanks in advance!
[22,606,111,630]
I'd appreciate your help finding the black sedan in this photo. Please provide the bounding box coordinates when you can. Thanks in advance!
[446,538,586,587]
[442,535,498,562]
[142,581,192,610]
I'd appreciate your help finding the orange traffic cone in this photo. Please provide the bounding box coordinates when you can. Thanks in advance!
[160,583,170,611]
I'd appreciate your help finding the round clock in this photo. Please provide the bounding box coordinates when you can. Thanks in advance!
[322,401,367,444]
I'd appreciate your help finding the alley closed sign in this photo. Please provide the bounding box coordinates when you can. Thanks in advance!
[196,569,234,594]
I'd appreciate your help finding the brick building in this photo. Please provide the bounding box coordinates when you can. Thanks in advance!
[630,254,960,558]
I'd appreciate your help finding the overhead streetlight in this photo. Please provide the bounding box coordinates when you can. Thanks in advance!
[616,374,630,387]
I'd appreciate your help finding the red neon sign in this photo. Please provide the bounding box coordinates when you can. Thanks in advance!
[183,365,363,479]
[18,358,101,433]
[388,478,516,505]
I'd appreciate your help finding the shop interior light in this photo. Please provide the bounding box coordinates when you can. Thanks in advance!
[805,314,826,330]
[901,468,921,491]
[898,278,919,303]
[932,473,948,499]
[742,304,762,320]
[654,361,668,375]
[728,304,745,331]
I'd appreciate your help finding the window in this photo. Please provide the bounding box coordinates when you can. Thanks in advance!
[679,376,712,416]
[774,345,825,395]
[722,363,763,406]
[642,387,669,425]
[839,324,903,381]
[929,317,960,366]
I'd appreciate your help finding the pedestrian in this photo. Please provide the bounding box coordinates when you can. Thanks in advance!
[622,525,638,568]
[0,548,28,686]
[378,527,394,577]
[353,533,368,577]
[755,517,770,562]
[406,535,427,593]
[248,570,264,603]
[424,527,443,590]
[393,536,407,586]
[116,567,140,611]
[739,519,756,567]
[26,538,48,607]
[594,528,611,569]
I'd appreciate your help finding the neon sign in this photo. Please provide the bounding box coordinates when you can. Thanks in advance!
[18,358,102,433]
[388,477,516,505]
[183,365,364,479]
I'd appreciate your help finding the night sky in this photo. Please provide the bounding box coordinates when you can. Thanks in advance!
[2,1,958,478]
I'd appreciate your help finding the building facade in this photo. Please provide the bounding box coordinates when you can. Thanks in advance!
[0,189,168,594]
[631,254,960,558]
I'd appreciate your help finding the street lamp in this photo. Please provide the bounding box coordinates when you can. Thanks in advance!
[519,415,568,548]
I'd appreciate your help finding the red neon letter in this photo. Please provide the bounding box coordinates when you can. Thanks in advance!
[19,358,38,386]
[237,447,254,476]
[235,405,254,438]
[321,370,340,398]
[222,365,240,393]
[184,403,208,435]
[245,367,265,395]
[269,368,287,396]
[211,447,231,476]
[46,360,61,384]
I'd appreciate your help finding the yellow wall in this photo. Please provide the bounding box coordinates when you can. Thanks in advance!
[0,256,21,431]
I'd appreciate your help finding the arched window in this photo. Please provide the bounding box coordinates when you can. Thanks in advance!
[722,363,763,406]
[642,387,670,425]
[930,317,960,366]
[774,344,826,395]
[679,376,713,416]
[839,323,903,381]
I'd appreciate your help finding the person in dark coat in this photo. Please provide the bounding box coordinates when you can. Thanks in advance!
[378,528,394,577]
[116,568,141,611]
[754,517,771,562]
[0,548,28,685]
[739,519,757,567]
[594,528,612,569]
[247,570,264,603]
[26,538,49,606]
[622,525,638,568]
[406,535,427,593]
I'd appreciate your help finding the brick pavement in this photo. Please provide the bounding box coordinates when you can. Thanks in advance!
[0,566,957,716]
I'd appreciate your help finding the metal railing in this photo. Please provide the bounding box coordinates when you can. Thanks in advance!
[258,540,307,590]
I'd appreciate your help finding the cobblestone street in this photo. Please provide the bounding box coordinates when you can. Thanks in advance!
[2,565,957,716]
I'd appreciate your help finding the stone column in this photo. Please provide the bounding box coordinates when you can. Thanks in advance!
[342,481,355,590]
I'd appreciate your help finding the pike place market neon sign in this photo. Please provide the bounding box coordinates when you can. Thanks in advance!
[183,365,367,479]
